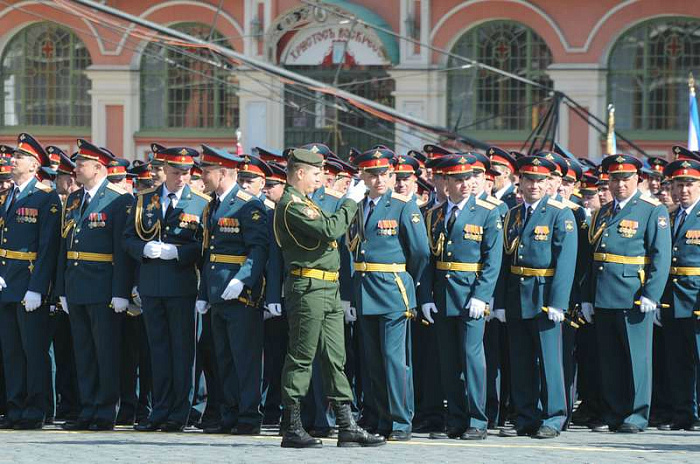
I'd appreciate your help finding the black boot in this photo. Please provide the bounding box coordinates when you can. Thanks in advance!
[280,404,322,448]
[333,402,386,448]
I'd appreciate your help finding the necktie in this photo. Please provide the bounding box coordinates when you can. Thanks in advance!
[613,202,622,216]
[446,205,458,233]
[523,205,534,226]
[675,210,687,239]
[364,199,376,232]
[165,192,176,218]
[80,192,91,216]
[6,186,18,213]
[211,196,220,216]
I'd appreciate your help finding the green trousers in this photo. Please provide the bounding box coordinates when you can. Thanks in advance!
[281,276,354,406]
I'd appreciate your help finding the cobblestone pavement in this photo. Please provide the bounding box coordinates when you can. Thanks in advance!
[2,424,699,463]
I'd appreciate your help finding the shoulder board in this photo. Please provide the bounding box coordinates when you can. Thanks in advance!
[137,187,157,197]
[391,191,410,203]
[264,198,275,210]
[485,195,503,206]
[325,188,344,199]
[639,194,660,206]
[236,189,252,201]
[562,198,580,210]
[106,183,127,195]
[475,198,496,210]
[35,181,52,192]
[572,190,582,198]
[290,194,304,204]
[191,189,211,201]
[547,198,566,209]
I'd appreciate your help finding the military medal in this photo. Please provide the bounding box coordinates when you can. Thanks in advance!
[534,225,550,241]
[618,219,638,238]
[377,219,397,236]
[686,230,700,245]
[463,224,483,241]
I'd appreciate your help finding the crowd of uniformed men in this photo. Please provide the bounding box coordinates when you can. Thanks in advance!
[0,131,698,448]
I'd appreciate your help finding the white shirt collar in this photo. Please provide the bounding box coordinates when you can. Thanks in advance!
[523,198,541,211]
[217,183,236,202]
[681,196,700,216]
[366,195,381,206]
[15,177,33,194]
[614,190,638,210]
[162,184,185,201]
[494,183,511,200]
[84,177,107,200]
[446,196,469,213]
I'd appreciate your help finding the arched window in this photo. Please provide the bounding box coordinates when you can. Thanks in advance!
[446,21,553,137]
[140,23,239,131]
[608,18,700,136]
[1,22,92,127]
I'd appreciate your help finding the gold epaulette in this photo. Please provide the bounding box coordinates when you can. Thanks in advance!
[391,191,410,203]
[191,189,211,201]
[485,195,503,206]
[236,190,252,201]
[106,183,127,195]
[291,194,304,204]
[562,198,580,210]
[264,198,275,210]
[475,198,496,210]
[572,189,582,198]
[547,198,566,209]
[325,188,344,199]
[639,194,661,206]
[35,181,52,192]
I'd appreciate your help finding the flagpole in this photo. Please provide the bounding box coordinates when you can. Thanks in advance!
[606,104,616,155]
[689,72,700,151]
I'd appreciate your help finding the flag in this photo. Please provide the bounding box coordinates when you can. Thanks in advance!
[689,73,700,151]
[606,104,616,155]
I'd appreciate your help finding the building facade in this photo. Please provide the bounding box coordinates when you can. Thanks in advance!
[0,0,698,161]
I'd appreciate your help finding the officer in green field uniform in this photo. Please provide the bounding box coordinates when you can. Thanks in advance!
[496,156,577,439]
[123,145,210,432]
[582,154,671,433]
[659,159,700,431]
[422,154,503,440]
[274,148,384,449]
[346,148,430,441]
[55,139,134,431]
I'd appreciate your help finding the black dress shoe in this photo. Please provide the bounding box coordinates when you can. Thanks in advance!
[687,421,700,432]
[14,419,43,430]
[589,421,609,432]
[89,421,114,431]
[413,420,444,433]
[387,430,411,441]
[616,423,641,434]
[429,427,463,439]
[61,419,92,431]
[533,425,559,439]
[657,423,671,431]
[499,426,536,437]
[134,421,162,432]
[231,423,261,435]
[160,421,185,432]
[460,427,487,440]
[203,423,233,434]
[0,418,16,429]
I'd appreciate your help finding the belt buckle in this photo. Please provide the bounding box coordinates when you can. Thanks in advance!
[74,252,80,260]
[358,262,367,272]
[444,262,453,270]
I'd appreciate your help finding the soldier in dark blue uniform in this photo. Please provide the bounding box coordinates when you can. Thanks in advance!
[422,154,503,440]
[196,146,268,435]
[659,159,700,431]
[582,154,671,433]
[0,133,61,430]
[496,156,577,439]
[55,140,134,431]
[348,148,431,441]
[124,145,210,432]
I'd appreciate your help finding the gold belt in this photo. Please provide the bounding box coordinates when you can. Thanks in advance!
[0,249,37,261]
[510,266,555,277]
[593,253,650,265]
[670,266,700,276]
[66,251,113,262]
[436,261,483,272]
[353,262,406,273]
[290,268,339,282]
[209,253,247,265]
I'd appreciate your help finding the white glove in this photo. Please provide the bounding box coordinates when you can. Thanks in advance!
[653,309,663,327]
[221,278,244,300]
[341,301,356,323]
[49,305,56,313]
[0,276,7,291]
[267,303,282,317]
[132,286,141,308]
[493,309,506,323]
[195,300,210,315]
[111,297,129,313]
[143,241,162,259]
[59,296,69,314]
[159,243,179,260]
[346,180,367,203]
[23,290,42,312]
[263,310,274,321]
[547,306,565,323]
[639,296,657,313]
[466,297,487,319]
[581,302,594,324]
[421,302,438,324]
